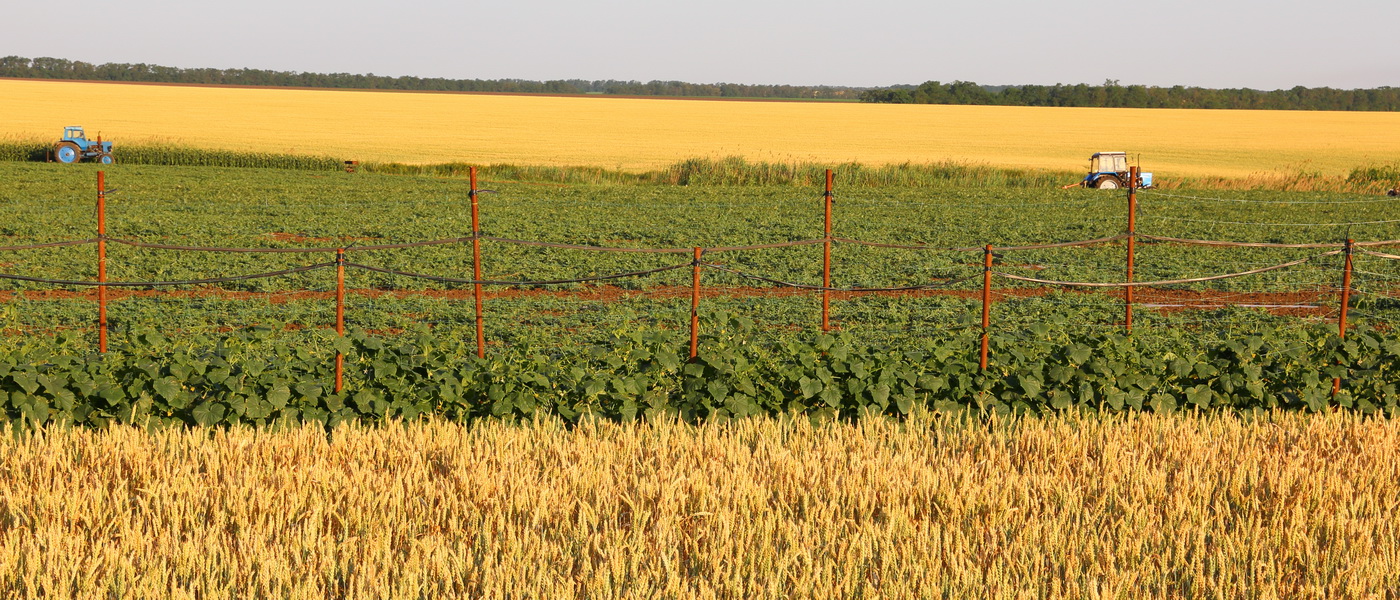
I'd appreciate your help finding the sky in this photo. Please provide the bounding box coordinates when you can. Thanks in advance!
[4,0,1398,90]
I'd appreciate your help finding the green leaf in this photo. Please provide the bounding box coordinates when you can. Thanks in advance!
[266,384,291,409]
[191,402,227,427]
[707,381,729,403]
[153,377,182,402]
[1105,388,1126,411]
[12,372,39,396]
[323,393,345,413]
[21,399,50,425]
[1068,344,1091,365]
[1187,385,1212,408]
[895,392,914,415]
[1018,376,1042,398]
[870,384,890,408]
[373,361,398,379]
[584,380,605,397]
[295,383,323,401]
[352,389,380,414]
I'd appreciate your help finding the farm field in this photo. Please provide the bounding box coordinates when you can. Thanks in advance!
[1,413,1398,598]
[3,78,1400,178]
[1,160,1398,598]
[0,161,1398,425]
[3,161,1398,343]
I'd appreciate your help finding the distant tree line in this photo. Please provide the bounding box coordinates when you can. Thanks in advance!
[860,80,1400,111]
[7,57,1393,110]
[0,56,862,100]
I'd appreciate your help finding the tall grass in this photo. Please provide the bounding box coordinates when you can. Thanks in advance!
[364,156,1089,188]
[0,412,1397,599]
[358,156,1400,191]
[0,137,342,171]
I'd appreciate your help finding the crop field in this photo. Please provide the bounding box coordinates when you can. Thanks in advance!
[1,157,1399,597]
[3,78,1400,178]
[0,161,1397,426]
[2,412,1398,598]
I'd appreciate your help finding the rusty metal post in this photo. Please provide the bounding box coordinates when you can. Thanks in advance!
[1333,239,1354,395]
[470,167,486,358]
[1126,166,1138,333]
[97,171,108,353]
[691,247,702,360]
[335,248,346,394]
[822,169,834,332]
[980,244,993,370]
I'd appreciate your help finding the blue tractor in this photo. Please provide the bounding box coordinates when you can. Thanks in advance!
[1081,151,1150,189]
[53,126,114,164]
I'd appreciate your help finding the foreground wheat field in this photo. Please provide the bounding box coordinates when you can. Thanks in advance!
[1,413,1397,599]
[3,78,1397,178]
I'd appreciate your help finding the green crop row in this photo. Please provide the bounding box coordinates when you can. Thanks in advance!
[1,316,1395,430]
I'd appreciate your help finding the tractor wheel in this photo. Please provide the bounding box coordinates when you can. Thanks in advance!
[54,142,80,164]
[97,153,115,165]
[1095,176,1121,190]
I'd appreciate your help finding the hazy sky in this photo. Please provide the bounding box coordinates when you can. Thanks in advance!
[5,0,1398,89]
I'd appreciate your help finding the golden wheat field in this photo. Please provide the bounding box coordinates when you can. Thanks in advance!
[1,413,1397,599]
[3,78,1397,178]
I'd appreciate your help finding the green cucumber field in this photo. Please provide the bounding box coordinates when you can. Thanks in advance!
[1,162,1398,427]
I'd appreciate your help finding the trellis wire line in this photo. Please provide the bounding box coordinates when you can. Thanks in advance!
[481,236,695,254]
[838,197,1113,208]
[996,252,1338,288]
[991,262,1128,273]
[0,238,100,251]
[1137,214,1400,227]
[1350,290,1400,302]
[1134,261,1336,275]
[1135,234,1348,249]
[831,234,1129,252]
[0,262,337,287]
[7,231,1398,257]
[1360,249,1400,261]
[1139,190,1400,205]
[707,239,827,253]
[344,262,691,286]
[1130,266,1338,282]
[1350,270,1400,282]
[701,264,981,293]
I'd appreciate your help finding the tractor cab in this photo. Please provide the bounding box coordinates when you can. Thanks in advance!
[1082,152,1151,190]
[1090,152,1128,175]
[52,125,114,164]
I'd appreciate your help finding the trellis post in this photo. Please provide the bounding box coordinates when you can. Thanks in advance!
[822,169,834,332]
[980,244,993,370]
[335,248,346,394]
[1126,166,1138,333]
[690,247,703,360]
[470,167,486,358]
[1333,239,1354,395]
[97,171,108,353]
